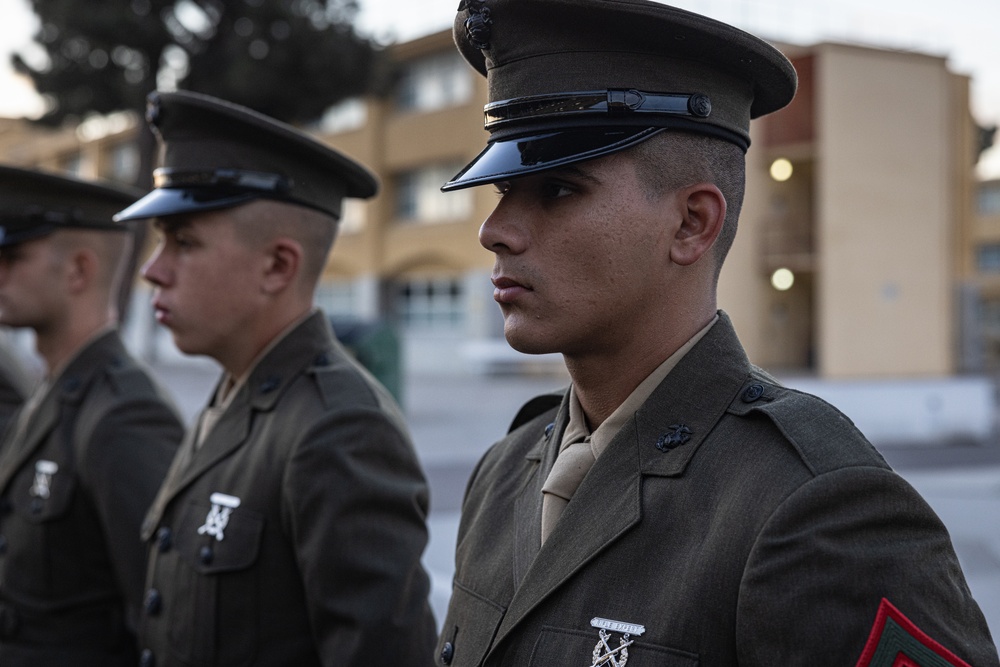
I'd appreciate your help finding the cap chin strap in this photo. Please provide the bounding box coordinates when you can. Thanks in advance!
[0,208,123,232]
[153,168,292,194]
[485,89,712,132]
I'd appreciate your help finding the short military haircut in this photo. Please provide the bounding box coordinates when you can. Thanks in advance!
[629,131,745,279]
[229,199,338,290]
[51,227,132,303]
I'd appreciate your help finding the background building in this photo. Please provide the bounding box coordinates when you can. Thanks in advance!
[0,31,992,379]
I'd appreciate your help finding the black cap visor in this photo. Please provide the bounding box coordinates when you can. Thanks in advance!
[442,127,664,191]
[0,223,57,249]
[114,187,262,222]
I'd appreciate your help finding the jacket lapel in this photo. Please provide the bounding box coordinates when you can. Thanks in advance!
[142,311,334,540]
[495,415,643,648]
[0,387,60,493]
[0,332,121,494]
[512,395,570,586]
[490,312,754,651]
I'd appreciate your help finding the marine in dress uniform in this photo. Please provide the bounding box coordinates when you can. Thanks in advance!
[436,1,1000,666]
[115,91,436,667]
[0,166,184,666]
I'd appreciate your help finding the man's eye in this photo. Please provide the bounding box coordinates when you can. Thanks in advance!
[493,182,511,198]
[541,181,573,199]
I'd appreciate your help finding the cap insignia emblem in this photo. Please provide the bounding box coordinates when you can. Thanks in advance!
[590,617,645,667]
[464,0,493,50]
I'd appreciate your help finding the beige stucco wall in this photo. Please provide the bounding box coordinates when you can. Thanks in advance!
[718,124,769,365]
[816,44,955,377]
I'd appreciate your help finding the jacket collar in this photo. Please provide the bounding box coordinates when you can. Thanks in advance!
[491,311,753,651]
[141,312,334,539]
[0,331,124,493]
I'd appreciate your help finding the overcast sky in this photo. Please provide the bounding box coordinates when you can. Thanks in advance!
[3,0,999,176]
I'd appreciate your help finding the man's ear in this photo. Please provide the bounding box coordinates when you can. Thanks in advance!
[66,248,97,295]
[260,237,303,295]
[669,183,727,267]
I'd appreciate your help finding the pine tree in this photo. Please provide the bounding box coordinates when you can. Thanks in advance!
[12,0,387,321]
[13,0,385,130]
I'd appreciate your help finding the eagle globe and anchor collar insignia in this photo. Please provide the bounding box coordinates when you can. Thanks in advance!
[197,492,241,541]
[590,617,645,667]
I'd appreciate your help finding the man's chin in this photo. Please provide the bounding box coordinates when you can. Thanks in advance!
[168,333,200,357]
[503,331,557,357]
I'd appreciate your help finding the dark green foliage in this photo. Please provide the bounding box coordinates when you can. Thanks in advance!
[12,0,385,127]
[11,0,387,324]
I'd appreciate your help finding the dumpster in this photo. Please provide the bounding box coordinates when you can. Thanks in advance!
[328,316,403,405]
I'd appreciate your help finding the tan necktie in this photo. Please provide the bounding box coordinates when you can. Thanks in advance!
[195,405,227,449]
[196,376,236,448]
[540,436,596,544]
[9,380,49,444]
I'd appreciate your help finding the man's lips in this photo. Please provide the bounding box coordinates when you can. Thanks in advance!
[492,276,531,304]
[152,299,172,324]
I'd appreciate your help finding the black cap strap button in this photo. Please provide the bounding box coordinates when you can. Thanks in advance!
[688,93,712,118]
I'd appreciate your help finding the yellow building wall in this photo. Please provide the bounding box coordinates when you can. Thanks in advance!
[718,124,769,364]
[816,44,955,377]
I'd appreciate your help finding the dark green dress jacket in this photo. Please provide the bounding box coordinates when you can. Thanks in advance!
[0,331,183,666]
[0,336,32,437]
[138,311,437,667]
[437,312,999,667]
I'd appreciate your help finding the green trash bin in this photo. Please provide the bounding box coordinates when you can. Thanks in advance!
[329,317,403,406]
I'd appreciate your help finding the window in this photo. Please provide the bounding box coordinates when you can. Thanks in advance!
[395,278,463,329]
[977,244,1000,273]
[396,52,472,113]
[338,199,366,235]
[315,281,357,318]
[108,141,140,183]
[395,163,471,223]
[61,153,83,176]
[979,184,1000,216]
[319,98,367,134]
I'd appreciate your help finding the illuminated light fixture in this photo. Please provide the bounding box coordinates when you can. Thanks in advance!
[771,268,795,291]
[769,158,793,182]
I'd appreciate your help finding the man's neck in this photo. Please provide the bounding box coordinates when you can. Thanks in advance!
[565,309,716,430]
[220,304,314,379]
[35,313,115,378]
[565,346,668,431]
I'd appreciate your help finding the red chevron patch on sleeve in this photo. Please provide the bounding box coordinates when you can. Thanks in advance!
[854,598,972,667]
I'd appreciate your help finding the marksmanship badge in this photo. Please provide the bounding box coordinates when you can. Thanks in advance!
[590,617,645,667]
[197,492,241,541]
[30,460,59,499]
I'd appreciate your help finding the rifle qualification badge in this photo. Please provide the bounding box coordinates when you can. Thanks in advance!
[197,492,241,541]
[590,617,645,667]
